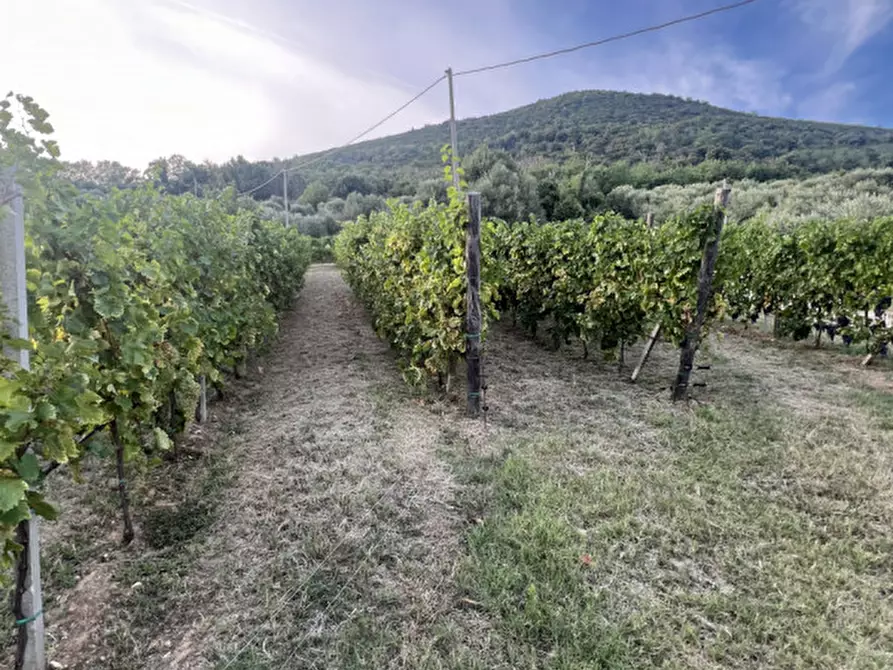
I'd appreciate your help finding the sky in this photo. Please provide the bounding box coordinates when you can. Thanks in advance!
[2,0,893,168]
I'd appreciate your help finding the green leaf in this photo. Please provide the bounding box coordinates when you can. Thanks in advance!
[15,453,40,483]
[93,290,125,319]
[4,409,34,433]
[0,377,21,406]
[154,427,173,452]
[0,500,31,526]
[35,400,57,422]
[26,491,58,521]
[0,439,16,461]
[0,477,28,513]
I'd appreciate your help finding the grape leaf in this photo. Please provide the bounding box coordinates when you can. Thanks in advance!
[0,477,28,513]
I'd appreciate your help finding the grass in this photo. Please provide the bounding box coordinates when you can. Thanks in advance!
[99,441,235,665]
[452,362,893,669]
[10,268,892,669]
[722,318,893,365]
[458,453,632,668]
[853,388,893,430]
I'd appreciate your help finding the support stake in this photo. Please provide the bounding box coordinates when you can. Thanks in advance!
[672,180,731,401]
[631,323,662,382]
[2,181,46,670]
[198,374,208,423]
[466,192,482,417]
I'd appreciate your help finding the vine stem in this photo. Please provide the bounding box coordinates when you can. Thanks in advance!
[110,420,135,545]
[13,523,30,669]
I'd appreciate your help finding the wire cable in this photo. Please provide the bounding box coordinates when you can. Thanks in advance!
[454,0,759,76]
[231,74,445,197]
[234,1,758,194]
[236,168,284,198]
[284,74,447,174]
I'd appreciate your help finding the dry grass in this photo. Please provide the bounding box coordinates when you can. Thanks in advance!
[452,319,893,669]
[7,266,892,669]
[116,265,496,670]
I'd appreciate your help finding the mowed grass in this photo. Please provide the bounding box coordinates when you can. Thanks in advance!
[9,284,891,670]
[452,343,893,669]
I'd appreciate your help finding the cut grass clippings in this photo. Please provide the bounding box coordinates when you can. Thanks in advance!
[455,397,893,669]
[10,268,892,669]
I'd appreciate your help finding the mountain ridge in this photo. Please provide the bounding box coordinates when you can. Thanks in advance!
[63,89,893,200]
[293,89,893,175]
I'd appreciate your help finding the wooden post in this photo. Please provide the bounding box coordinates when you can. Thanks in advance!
[198,374,209,423]
[1,180,46,670]
[645,212,655,228]
[466,192,482,417]
[631,323,662,382]
[446,68,460,190]
[283,170,289,228]
[671,180,731,401]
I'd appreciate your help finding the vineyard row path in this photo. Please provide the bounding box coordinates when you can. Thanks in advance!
[155,263,496,668]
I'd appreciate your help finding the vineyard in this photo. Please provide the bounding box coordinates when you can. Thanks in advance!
[2,99,893,668]
[721,217,893,352]
[1,96,311,657]
[337,184,892,389]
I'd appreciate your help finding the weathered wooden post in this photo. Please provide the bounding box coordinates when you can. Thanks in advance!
[630,213,660,382]
[197,374,209,423]
[446,68,460,190]
[1,179,46,670]
[466,192,482,417]
[631,323,662,382]
[671,180,731,401]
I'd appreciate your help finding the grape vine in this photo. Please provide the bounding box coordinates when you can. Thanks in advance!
[336,187,500,383]
[491,206,722,357]
[719,216,893,352]
[0,94,311,584]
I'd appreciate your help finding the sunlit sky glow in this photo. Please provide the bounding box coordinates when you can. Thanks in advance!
[3,0,892,168]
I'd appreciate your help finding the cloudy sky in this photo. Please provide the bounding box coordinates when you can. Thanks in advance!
[3,0,892,168]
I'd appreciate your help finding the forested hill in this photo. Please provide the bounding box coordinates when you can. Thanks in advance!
[64,90,893,201]
[310,90,893,176]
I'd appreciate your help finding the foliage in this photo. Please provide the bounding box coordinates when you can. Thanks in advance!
[58,160,141,195]
[719,217,893,352]
[463,145,542,221]
[298,180,331,208]
[336,176,499,381]
[309,237,335,264]
[0,96,311,585]
[62,91,893,226]
[607,168,893,226]
[493,207,722,356]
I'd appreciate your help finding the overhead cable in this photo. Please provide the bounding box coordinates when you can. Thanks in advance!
[454,0,759,76]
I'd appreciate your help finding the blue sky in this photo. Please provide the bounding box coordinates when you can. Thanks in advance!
[4,0,893,166]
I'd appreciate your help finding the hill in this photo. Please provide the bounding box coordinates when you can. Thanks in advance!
[303,90,893,177]
[64,90,893,223]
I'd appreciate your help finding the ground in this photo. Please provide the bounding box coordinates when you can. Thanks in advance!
[4,264,892,669]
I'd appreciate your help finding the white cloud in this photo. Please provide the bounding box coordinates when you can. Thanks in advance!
[540,39,792,117]
[796,81,858,121]
[1,0,446,167]
[652,45,792,114]
[792,0,893,72]
[0,0,823,168]
[3,0,273,167]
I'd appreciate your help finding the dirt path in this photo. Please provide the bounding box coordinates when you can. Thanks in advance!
[137,265,497,669]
